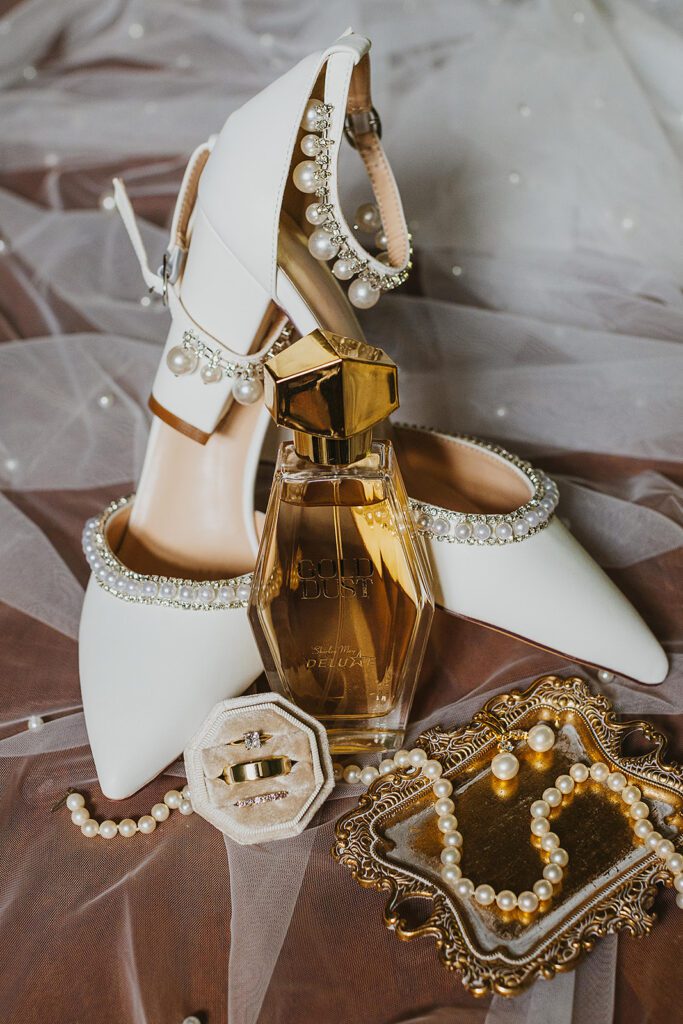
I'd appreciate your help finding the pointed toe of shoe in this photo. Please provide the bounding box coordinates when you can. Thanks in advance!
[79,577,262,800]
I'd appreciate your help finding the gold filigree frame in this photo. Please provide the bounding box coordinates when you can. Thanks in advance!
[332,676,683,996]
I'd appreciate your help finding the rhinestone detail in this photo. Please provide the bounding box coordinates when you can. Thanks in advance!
[82,496,251,610]
[180,321,293,384]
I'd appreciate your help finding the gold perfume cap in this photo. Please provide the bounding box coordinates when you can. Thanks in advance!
[263,329,399,465]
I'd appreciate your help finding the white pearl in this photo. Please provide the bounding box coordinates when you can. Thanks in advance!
[423,760,443,779]
[166,346,198,376]
[533,879,553,901]
[138,815,157,834]
[606,772,627,792]
[182,785,191,800]
[355,202,381,233]
[495,522,513,541]
[474,884,495,906]
[527,724,555,753]
[178,585,194,603]
[300,133,321,157]
[531,818,550,837]
[81,820,99,838]
[332,258,355,280]
[443,831,463,848]
[621,785,641,805]
[550,847,569,866]
[597,669,614,683]
[182,1018,201,1024]
[675,875,683,893]
[525,511,540,528]
[455,877,474,898]
[435,798,455,817]
[590,762,609,783]
[441,847,461,866]
[360,766,379,786]
[633,819,653,839]
[233,378,262,405]
[217,586,235,604]
[517,891,539,914]
[677,893,683,909]
[513,518,530,537]
[333,763,343,781]
[378,759,395,775]
[66,793,85,811]
[491,752,519,781]
[197,585,216,605]
[569,763,589,783]
[542,787,562,807]
[164,790,182,809]
[308,227,339,262]
[152,803,170,822]
[431,518,450,537]
[543,863,563,884]
[142,580,158,598]
[374,229,388,250]
[454,522,471,540]
[441,864,462,884]
[292,160,318,193]
[301,98,324,132]
[656,839,675,860]
[99,820,118,839]
[179,799,193,816]
[666,853,683,874]
[437,814,458,833]
[474,522,492,542]
[531,800,551,819]
[394,749,411,768]
[645,831,663,851]
[159,582,176,600]
[118,818,137,838]
[305,203,327,226]
[556,774,574,795]
[343,764,361,784]
[541,832,560,852]
[540,497,555,512]
[27,715,45,731]
[433,779,453,798]
[496,890,517,912]
[348,278,380,309]
[200,364,223,385]
[630,801,649,820]
[97,392,114,409]
[71,808,91,826]
[416,513,433,531]
[409,747,427,766]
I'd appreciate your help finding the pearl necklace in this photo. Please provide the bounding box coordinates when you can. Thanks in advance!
[62,787,193,839]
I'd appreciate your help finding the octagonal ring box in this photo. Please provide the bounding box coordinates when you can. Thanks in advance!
[184,693,334,844]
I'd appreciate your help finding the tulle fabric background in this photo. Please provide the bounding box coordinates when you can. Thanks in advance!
[0,1,681,1022]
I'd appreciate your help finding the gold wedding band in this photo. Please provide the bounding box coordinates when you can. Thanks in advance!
[222,756,295,785]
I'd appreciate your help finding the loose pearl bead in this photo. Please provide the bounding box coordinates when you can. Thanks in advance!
[666,853,683,874]
[200,365,223,385]
[300,133,321,157]
[378,759,395,775]
[423,760,443,779]
[540,832,560,851]
[118,818,137,838]
[435,798,455,817]
[301,98,324,132]
[99,820,118,839]
[292,160,318,193]
[71,808,91,827]
[152,803,170,822]
[66,793,85,811]
[656,839,675,860]
[455,877,475,898]
[333,763,343,781]
[517,891,539,914]
[355,202,381,233]
[360,766,379,786]
[409,747,427,766]
[491,752,519,781]
[164,790,182,809]
[542,787,562,808]
[677,893,683,909]
[81,820,99,838]
[348,278,380,309]
[441,847,461,866]
[441,865,462,884]
[232,378,262,405]
[138,815,156,834]
[606,772,627,792]
[474,884,496,906]
[438,814,458,833]
[550,847,569,866]
[629,801,649,820]
[645,831,662,851]
[27,714,45,731]
[496,890,517,911]
[343,765,361,784]
[166,346,198,376]
[332,258,355,280]
[597,669,615,684]
[444,831,463,848]
[590,762,609,783]
[543,864,563,884]
[556,774,574,795]
[308,227,339,262]
[433,779,453,798]
[394,750,411,768]
[533,879,553,901]
[178,799,193,816]
[531,818,550,836]
[182,785,191,800]
[621,785,641,805]
[633,819,653,839]
[530,800,551,818]
[674,875,683,893]
[527,724,555,753]
[569,763,589,783]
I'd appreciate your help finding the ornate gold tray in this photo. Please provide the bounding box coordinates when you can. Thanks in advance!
[333,675,683,996]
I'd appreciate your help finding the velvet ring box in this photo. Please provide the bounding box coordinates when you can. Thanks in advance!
[184,693,334,844]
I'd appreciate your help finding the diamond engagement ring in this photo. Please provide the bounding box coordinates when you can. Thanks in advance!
[229,730,272,751]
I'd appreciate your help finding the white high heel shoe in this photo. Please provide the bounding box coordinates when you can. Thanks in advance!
[80,30,667,800]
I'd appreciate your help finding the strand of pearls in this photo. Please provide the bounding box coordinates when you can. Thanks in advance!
[64,787,193,839]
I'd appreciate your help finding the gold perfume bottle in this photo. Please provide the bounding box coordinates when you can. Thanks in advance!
[248,330,434,754]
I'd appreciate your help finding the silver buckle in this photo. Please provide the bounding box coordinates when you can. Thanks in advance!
[156,247,187,304]
[344,107,382,149]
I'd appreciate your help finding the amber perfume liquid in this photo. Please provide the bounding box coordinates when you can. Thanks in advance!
[248,440,434,753]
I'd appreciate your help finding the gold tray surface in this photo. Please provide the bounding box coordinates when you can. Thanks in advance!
[332,675,683,996]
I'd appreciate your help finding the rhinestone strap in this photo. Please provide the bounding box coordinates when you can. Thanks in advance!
[82,497,252,610]
[408,435,559,545]
[180,321,293,384]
